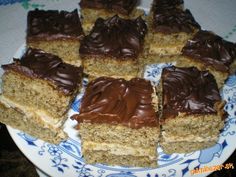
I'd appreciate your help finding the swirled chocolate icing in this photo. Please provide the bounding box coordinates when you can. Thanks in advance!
[27,9,84,41]
[79,15,147,59]
[182,30,236,72]
[2,48,83,95]
[162,66,221,119]
[79,0,137,15]
[71,77,159,129]
[153,8,200,34]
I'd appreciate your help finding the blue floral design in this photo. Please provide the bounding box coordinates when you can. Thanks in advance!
[147,169,176,177]
[144,63,173,85]
[38,143,69,173]
[48,145,63,156]
[106,172,136,177]
[17,132,37,146]
[73,161,94,177]
[59,139,82,159]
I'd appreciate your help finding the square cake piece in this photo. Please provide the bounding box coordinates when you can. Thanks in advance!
[144,0,200,61]
[79,0,144,33]
[0,48,83,144]
[180,30,236,88]
[159,66,225,154]
[71,77,160,167]
[27,9,84,66]
[79,15,147,80]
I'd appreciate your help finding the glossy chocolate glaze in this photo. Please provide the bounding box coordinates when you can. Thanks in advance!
[2,48,83,95]
[162,66,221,119]
[153,8,200,34]
[72,77,159,129]
[182,30,236,72]
[27,9,84,41]
[79,15,147,59]
[79,0,137,15]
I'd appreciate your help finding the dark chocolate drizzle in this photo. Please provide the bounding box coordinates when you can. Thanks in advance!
[162,66,221,119]
[182,30,236,72]
[153,8,200,34]
[79,15,147,59]
[27,9,84,41]
[71,77,159,129]
[79,0,137,15]
[2,48,83,95]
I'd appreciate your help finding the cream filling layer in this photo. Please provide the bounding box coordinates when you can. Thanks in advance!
[83,141,157,160]
[162,131,218,143]
[0,95,63,128]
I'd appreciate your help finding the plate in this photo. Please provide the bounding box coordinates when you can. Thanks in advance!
[4,1,236,177]
[6,44,236,177]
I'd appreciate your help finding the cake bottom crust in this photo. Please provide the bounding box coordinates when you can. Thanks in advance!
[0,100,67,144]
[81,141,158,168]
[160,140,217,154]
[83,149,158,168]
[83,141,157,158]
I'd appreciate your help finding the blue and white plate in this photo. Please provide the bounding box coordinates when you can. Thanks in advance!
[6,43,236,177]
[2,0,236,176]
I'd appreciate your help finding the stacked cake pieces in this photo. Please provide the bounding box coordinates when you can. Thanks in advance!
[79,15,147,80]
[144,0,200,62]
[79,0,144,33]
[72,77,160,167]
[27,9,84,66]
[0,0,234,168]
[0,48,83,144]
[159,66,225,154]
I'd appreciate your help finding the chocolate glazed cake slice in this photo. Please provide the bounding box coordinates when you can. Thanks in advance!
[27,9,84,66]
[0,48,83,144]
[80,15,147,80]
[180,30,236,88]
[144,0,200,62]
[79,0,144,33]
[159,66,226,154]
[72,77,160,167]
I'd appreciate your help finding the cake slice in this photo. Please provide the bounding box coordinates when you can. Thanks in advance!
[0,102,66,144]
[144,0,200,62]
[180,30,236,88]
[159,66,225,154]
[0,48,83,144]
[26,9,84,66]
[71,77,160,167]
[79,15,147,80]
[79,0,144,33]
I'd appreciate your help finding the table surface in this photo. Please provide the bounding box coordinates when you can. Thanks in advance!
[0,0,236,177]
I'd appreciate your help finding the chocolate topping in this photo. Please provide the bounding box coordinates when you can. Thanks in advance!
[182,30,236,72]
[72,77,159,129]
[79,0,137,15]
[2,48,83,95]
[27,9,84,41]
[162,66,221,119]
[153,8,200,34]
[79,15,147,59]
[152,0,184,11]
